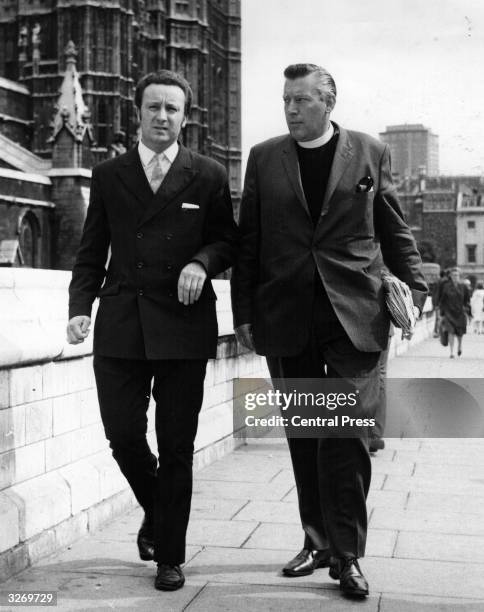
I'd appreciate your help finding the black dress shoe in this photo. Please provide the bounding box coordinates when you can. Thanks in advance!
[137,514,154,561]
[369,437,385,453]
[329,558,369,597]
[282,548,332,577]
[155,564,185,591]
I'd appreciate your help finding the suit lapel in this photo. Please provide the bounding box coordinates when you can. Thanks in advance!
[137,145,198,227]
[281,137,310,217]
[320,125,354,218]
[116,146,154,215]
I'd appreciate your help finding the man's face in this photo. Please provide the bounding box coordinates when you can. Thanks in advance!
[450,270,460,283]
[283,73,331,142]
[138,83,187,152]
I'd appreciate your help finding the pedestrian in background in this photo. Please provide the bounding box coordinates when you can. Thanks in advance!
[438,267,471,358]
[470,281,484,334]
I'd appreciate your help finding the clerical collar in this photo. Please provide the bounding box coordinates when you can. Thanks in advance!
[297,122,335,149]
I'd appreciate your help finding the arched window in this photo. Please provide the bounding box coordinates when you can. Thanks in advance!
[18,211,40,268]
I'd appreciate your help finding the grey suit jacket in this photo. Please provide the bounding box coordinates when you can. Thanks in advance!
[231,123,428,355]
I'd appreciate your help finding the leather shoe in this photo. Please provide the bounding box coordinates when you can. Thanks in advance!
[155,564,185,591]
[282,548,332,577]
[137,514,154,561]
[329,558,369,597]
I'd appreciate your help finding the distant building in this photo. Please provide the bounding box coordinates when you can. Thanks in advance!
[379,124,439,178]
[457,184,484,280]
[395,174,484,280]
[0,0,241,269]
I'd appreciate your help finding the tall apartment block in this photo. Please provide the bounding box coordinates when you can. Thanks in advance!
[379,124,439,178]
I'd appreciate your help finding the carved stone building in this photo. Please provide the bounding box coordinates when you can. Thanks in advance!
[395,175,484,277]
[0,0,241,269]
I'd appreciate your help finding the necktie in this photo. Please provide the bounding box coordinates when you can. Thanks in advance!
[150,154,167,193]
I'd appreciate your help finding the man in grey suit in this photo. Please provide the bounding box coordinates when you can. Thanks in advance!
[231,63,427,598]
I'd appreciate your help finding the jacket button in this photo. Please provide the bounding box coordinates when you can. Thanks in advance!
[165,233,173,240]
[138,289,144,296]
[166,263,173,270]
[136,232,143,239]
[168,291,174,297]
[136,262,144,269]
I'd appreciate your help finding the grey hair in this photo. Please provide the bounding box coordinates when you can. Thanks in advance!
[283,63,336,110]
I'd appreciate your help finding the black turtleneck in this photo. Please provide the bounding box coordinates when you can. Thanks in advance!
[296,132,338,225]
[297,132,343,335]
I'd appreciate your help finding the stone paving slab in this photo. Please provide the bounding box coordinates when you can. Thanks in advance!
[184,548,484,599]
[419,438,484,449]
[380,593,484,612]
[406,491,484,514]
[366,489,408,510]
[414,462,484,479]
[196,455,289,483]
[383,474,484,495]
[34,536,201,576]
[234,440,289,455]
[280,485,296,502]
[369,458,415,477]
[376,439,422,451]
[362,557,484,599]
[184,546,331,589]
[187,519,258,548]
[191,497,249,521]
[243,522,396,558]
[184,582,380,611]
[395,531,484,564]
[231,500,300,524]
[394,448,484,466]
[0,560,205,611]
[371,507,484,535]
[281,471,389,504]
[192,477,293,502]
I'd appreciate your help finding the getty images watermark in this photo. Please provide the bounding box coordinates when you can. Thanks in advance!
[233,378,484,439]
[244,387,373,430]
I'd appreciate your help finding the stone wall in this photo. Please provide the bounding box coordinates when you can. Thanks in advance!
[0,269,268,581]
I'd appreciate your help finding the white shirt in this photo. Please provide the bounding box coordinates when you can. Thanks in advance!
[138,139,179,183]
[297,122,335,149]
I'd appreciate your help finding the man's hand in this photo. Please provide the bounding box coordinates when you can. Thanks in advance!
[67,316,91,344]
[177,262,207,305]
[235,323,255,351]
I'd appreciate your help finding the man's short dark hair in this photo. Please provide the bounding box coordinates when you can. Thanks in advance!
[284,63,337,110]
[134,70,193,115]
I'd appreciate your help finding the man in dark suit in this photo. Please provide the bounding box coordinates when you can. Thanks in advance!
[231,63,427,598]
[67,70,237,592]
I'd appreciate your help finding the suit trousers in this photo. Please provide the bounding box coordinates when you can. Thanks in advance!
[266,289,381,560]
[93,355,207,565]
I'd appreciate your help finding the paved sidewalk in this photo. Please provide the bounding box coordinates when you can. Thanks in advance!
[2,334,484,611]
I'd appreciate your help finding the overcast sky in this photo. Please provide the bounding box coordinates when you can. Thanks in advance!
[241,0,484,176]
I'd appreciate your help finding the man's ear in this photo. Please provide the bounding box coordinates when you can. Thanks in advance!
[182,116,187,128]
[135,107,141,123]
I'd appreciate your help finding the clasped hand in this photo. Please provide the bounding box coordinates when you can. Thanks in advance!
[66,262,207,344]
[177,261,207,305]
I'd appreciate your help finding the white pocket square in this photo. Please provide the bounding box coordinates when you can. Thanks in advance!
[181,202,199,209]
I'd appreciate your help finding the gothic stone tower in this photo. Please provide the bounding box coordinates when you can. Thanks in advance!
[0,0,241,201]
